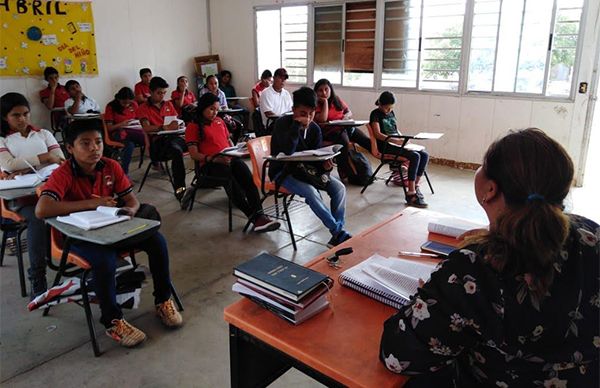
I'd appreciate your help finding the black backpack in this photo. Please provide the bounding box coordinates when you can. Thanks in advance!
[346,149,373,186]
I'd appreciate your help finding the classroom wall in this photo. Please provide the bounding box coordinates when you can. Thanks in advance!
[1,0,210,130]
[209,0,600,185]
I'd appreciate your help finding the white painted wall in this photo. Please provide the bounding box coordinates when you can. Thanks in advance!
[210,0,600,184]
[0,0,210,129]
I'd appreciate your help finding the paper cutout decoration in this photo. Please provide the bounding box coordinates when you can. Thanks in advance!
[0,1,98,77]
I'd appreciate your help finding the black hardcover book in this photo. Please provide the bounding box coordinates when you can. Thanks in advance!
[234,252,330,302]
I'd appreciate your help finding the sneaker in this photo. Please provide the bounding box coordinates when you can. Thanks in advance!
[253,215,281,233]
[105,318,146,347]
[327,230,352,248]
[415,186,424,199]
[156,299,183,328]
[30,277,48,301]
[179,186,195,210]
[405,193,428,208]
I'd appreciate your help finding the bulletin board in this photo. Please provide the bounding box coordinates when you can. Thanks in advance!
[0,1,98,77]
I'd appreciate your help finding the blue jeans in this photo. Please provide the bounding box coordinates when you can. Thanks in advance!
[70,231,172,328]
[17,205,47,283]
[279,174,346,236]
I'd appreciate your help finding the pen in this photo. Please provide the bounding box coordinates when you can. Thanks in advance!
[123,223,148,235]
[398,251,439,258]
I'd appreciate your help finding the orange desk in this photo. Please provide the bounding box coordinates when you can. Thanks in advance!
[224,208,448,388]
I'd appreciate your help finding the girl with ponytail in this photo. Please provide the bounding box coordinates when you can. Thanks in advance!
[380,128,599,387]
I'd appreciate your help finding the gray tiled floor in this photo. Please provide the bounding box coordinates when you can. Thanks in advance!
[0,159,596,387]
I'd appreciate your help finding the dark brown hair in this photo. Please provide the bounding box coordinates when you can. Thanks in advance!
[472,128,573,298]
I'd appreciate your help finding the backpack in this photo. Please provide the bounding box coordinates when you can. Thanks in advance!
[346,149,373,186]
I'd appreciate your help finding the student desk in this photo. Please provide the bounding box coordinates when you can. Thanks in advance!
[224,207,444,388]
[0,185,39,201]
[323,119,369,128]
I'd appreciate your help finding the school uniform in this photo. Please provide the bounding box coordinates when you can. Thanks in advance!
[259,86,292,127]
[40,157,173,327]
[185,120,261,219]
[136,100,187,191]
[0,126,64,294]
[170,89,197,116]
[199,87,228,108]
[104,101,144,174]
[39,84,70,108]
[134,81,151,100]
[64,95,101,114]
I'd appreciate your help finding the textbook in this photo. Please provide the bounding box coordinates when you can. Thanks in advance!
[236,276,332,310]
[123,119,142,130]
[232,282,329,325]
[56,206,131,230]
[274,144,342,161]
[233,252,331,302]
[0,174,41,190]
[163,116,185,128]
[339,254,437,309]
[15,163,60,181]
[221,142,248,157]
[427,217,486,238]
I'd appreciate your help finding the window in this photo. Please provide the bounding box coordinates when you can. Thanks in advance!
[255,6,308,83]
[382,0,466,91]
[313,1,376,87]
[467,0,584,97]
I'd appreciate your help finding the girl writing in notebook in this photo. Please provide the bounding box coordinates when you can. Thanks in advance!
[184,93,280,233]
[0,92,66,297]
[369,91,429,208]
[104,87,145,174]
[380,128,599,387]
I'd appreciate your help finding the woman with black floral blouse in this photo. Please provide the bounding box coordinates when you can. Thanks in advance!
[380,128,599,388]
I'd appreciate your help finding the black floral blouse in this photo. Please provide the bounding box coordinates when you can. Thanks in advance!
[380,215,599,387]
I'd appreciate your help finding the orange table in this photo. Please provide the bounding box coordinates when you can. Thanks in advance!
[224,208,451,388]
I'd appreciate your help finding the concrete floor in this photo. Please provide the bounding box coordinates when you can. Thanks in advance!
[0,159,596,388]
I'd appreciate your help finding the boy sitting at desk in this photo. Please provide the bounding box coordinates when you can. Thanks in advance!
[64,80,101,115]
[270,87,351,247]
[137,76,188,200]
[35,119,183,348]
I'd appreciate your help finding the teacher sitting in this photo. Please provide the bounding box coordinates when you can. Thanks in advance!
[380,128,599,387]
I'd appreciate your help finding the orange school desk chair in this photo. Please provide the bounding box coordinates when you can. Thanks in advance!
[361,123,434,196]
[0,199,28,297]
[101,115,146,170]
[245,136,303,250]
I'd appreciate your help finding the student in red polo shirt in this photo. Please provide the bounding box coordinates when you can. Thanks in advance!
[184,93,280,232]
[39,67,70,129]
[35,119,183,348]
[104,87,145,174]
[134,68,152,104]
[171,75,196,116]
[137,76,188,200]
[251,69,272,109]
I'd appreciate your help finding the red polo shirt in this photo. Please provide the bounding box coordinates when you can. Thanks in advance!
[316,98,350,137]
[136,100,177,126]
[252,81,267,97]
[171,89,197,115]
[104,101,139,124]
[185,119,230,156]
[134,82,151,99]
[41,157,133,202]
[39,84,70,108]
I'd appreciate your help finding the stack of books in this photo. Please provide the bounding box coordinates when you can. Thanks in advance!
[232,253,333,325]
[421,217,487,256]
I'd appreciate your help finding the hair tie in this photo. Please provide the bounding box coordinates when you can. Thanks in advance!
[527,193,545,203]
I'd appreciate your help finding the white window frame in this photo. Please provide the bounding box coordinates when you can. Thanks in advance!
[253,0,588,101]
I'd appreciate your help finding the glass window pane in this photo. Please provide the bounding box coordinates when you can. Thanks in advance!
[468,0,500,91]
[382,0,422,88]
[256,10,281,79]
[344,1,376,87]
[282,6,308,83]
[314,6,343,84]
[419,0,466,91]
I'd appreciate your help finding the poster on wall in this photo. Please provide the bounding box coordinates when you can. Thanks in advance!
[0,0,98,77]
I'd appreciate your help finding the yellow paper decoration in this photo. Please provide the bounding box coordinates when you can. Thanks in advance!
[0,0,98,77]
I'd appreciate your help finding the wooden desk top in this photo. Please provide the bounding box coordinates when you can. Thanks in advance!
[224,208,449,388]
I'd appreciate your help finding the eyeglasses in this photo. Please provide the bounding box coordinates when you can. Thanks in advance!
[326,247,353,269]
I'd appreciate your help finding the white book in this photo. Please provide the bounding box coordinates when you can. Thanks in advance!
[0,174,41,190]
[339,254,437,308]
[428,217,487,238]
[163,116,185,128]
[123,119,142,130]
[56,206,131,230]
[274,144,342,160]
[414,132,444,140]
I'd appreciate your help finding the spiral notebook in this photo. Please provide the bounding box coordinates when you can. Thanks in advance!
[338,254,437,309]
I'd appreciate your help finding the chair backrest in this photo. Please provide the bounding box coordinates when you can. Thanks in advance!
[101,114,124,148]
[247,136,271,190]
[365,123,382,159]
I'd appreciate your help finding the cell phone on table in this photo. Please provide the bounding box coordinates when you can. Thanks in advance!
[420,240,456,257]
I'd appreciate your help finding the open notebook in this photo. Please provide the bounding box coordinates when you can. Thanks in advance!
[339,254,437,309]
[56,206,130,230]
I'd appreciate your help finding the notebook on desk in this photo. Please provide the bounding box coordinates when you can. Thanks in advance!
[339,254,437,309]
[0,174,41,190]
[56,206,131,230]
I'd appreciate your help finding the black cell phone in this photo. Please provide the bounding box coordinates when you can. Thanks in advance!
[420,240,456,257]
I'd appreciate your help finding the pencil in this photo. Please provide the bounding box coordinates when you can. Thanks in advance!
[123,223,148,235]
